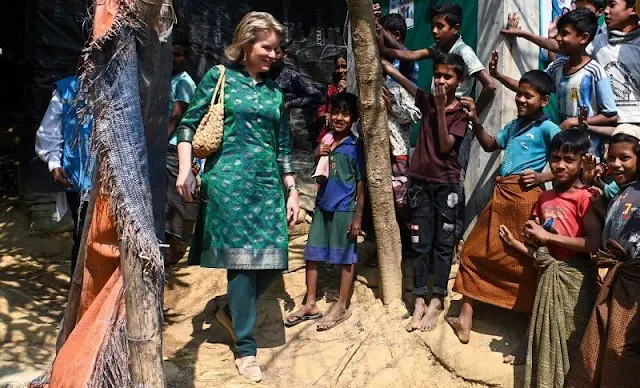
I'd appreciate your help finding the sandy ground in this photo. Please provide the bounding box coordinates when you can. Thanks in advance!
[0,198,523,387]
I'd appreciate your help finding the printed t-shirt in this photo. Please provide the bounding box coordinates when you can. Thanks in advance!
[169,71,197,146]
[431,35,484,98]
[496,115,561,176]
[316,134,365,212]
[408,88,469,183]
[589,31,640,124]
[532,187,592,260]
[603,180,640,258]
[545,58,617,157]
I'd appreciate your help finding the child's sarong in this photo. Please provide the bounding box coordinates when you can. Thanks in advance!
[453,175,541,312]
[566,240,640,388]
[525,249,594,388]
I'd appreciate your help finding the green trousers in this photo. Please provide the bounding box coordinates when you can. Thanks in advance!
[226,269,281,357]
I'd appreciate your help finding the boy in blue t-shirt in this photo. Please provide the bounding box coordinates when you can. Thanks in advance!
[448,70,560,365]
[286,92,365,331]
[493,8,618,159]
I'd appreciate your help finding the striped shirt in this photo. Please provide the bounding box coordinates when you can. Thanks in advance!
[545,58,618,157]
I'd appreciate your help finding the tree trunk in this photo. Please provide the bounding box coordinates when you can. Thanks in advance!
[117,1,173,386]
[346,0,403,305]
[120,240,165,387]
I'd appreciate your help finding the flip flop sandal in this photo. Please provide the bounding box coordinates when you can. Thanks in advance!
[215,306,237,341]
[284,312,323,327]
[316,310,352,332]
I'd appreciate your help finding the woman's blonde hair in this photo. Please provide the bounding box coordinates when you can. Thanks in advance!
[224,12,285,63]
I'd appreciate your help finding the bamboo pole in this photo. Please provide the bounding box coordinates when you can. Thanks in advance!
[116,0,173,386]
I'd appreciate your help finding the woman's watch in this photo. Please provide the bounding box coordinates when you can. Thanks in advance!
[287,184,299,194]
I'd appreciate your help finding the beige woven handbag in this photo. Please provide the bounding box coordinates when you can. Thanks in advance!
[192,65,226,159]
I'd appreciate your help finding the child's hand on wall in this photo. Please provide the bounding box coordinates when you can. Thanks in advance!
[500,13,523,37]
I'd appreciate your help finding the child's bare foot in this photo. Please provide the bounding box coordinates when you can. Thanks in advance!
[445,316,471,344]
[406,297,427,332]
[418,297,443,332]
[285,304,322,327]
[503,339,527,365]
[317,305,351,331]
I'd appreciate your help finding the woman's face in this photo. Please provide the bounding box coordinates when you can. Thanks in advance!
[245,30,279,73]
[606,141,639,186]
[334,57,347,80]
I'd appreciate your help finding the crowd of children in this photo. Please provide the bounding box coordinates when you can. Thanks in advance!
[36,0,640,385]
[377,1,639,387]
[288,1,640,387]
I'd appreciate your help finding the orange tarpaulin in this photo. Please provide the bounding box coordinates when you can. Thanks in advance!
[50,195,124,387]
[49,1,132,385]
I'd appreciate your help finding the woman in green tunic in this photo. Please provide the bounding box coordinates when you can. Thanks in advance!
[174,12,299,383]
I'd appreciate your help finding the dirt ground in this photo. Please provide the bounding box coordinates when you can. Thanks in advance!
[0,198,509,387]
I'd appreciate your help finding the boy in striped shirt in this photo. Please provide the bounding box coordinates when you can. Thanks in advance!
[493,8,618,159]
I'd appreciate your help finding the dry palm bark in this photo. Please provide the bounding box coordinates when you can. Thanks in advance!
[346,0,403,305]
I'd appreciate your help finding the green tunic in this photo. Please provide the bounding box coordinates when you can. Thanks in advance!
[176,64,294,270]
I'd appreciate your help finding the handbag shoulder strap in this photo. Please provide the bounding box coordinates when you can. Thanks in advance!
[210,64,226,105]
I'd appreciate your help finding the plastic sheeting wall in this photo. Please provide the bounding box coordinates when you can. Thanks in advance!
[21,0,92,195]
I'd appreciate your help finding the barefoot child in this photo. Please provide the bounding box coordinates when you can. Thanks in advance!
[567,124,640,387]
[378,2,496,252]
[447,70,560,363]
[499,128,601,387]
[383,53,470,332]
[286,92,365,331]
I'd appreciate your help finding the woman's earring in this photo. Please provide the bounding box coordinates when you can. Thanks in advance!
[242,52,247,63]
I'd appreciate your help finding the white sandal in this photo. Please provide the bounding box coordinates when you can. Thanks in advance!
[235,356,262,382]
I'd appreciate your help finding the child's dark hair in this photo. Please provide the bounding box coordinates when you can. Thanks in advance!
[381,13,408,43]
[519,70,554,96]
[550,128,591,155]
[330,92,359,120]
[335,54,346,64]
[586,0,605,10]
[610,133,640,155]
[173,38,190,49]
[557,8,599,43]
[434,53,466,79]
[430,2,463,27]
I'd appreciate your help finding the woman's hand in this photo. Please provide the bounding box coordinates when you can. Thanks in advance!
[286,190,300,227]
[176,168,196,202]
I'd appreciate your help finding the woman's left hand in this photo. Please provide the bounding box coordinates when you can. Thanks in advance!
[286,191,300,227]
